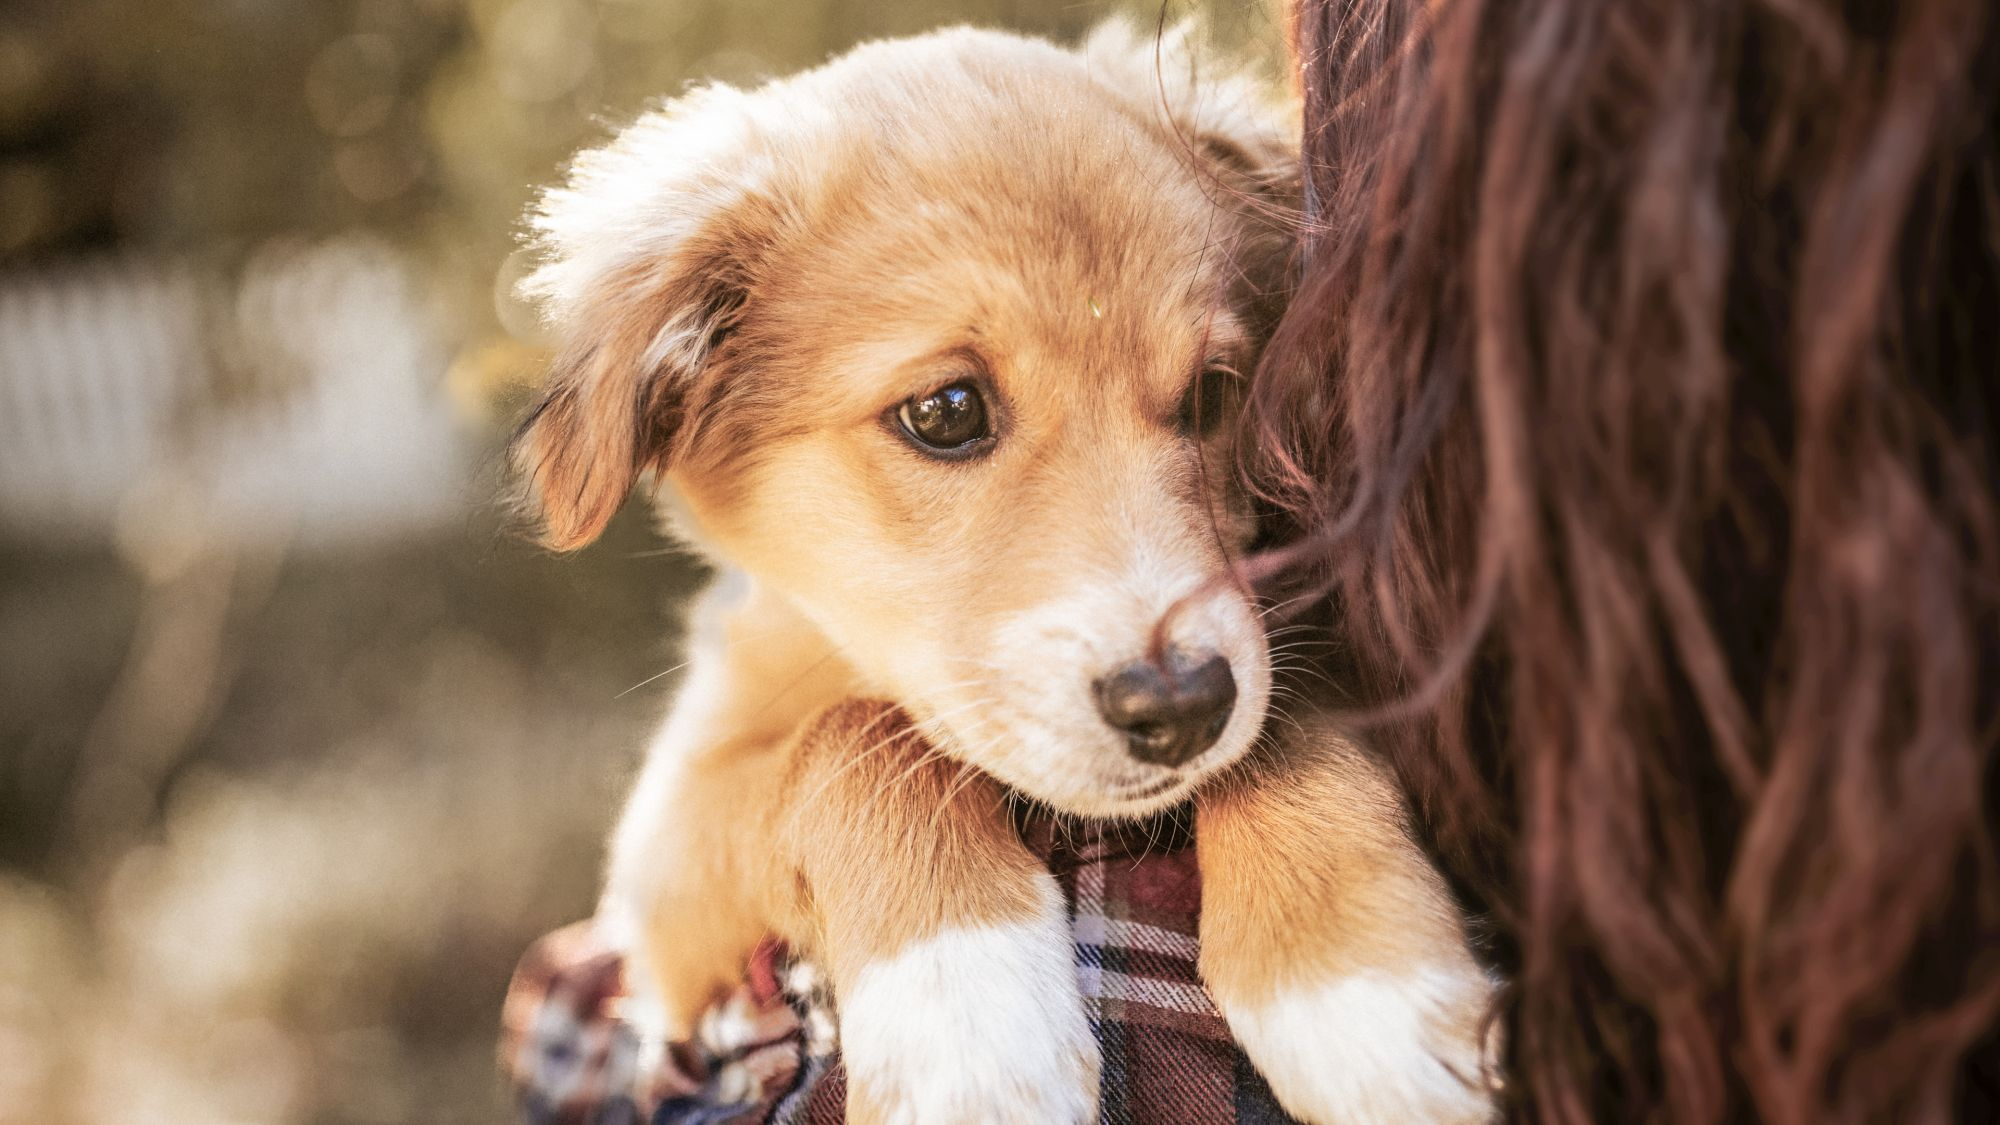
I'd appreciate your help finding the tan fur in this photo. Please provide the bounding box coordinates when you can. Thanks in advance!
[520,22,1496,1122]
[1198,720,1495,1118]
[1198,712,1475,994]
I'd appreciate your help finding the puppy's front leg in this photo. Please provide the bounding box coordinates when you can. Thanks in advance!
[600,572,855,1046]
[776,700,1097,1125]
[600,733,786,1047]
[1197,720,1498,1125]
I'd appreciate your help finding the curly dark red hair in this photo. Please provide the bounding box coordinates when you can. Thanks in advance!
[1251,0,2000,1119]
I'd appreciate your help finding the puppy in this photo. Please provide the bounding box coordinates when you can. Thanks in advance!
[514,23,1496,1125]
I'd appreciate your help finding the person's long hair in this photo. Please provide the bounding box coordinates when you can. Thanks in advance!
[1249,0,2000,1119]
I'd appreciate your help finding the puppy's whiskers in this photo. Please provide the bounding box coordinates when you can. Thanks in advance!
[791,701,947,812]
[614,623,814,699]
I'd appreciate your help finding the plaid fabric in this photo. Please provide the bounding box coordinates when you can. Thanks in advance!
[501,805,1300,1124]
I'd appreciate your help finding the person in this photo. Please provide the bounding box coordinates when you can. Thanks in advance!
[1257,0,1999,1120]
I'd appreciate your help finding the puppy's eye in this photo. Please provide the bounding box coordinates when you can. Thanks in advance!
[896,382,991,454]
[1178,365,1237,438]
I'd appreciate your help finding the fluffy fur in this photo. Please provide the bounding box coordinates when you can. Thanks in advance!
[516,23,1496,1123]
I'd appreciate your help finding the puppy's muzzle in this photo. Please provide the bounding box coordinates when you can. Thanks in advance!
[1093,648,1237,767]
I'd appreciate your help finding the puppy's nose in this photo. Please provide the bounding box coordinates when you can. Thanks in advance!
[1094,650,1237,767]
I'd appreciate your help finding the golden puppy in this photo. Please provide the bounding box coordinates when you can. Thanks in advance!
[514,22,1495,1124]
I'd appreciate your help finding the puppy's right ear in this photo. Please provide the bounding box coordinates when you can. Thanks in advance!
[510,86,778,551]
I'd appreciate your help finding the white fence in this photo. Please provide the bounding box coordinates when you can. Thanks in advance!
[0,238,468,549]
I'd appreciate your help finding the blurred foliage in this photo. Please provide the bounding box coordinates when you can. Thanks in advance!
[2,0,1282,404]
[0,512,702,1121]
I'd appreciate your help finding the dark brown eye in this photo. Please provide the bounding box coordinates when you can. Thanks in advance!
[1178,365,1236,438]
[897,382,991,453]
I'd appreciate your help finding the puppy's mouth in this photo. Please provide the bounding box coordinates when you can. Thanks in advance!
[907,643,1270,819]
[1122,774,1185,801]
[1090,773,1200,819]
[919,705,1240,820]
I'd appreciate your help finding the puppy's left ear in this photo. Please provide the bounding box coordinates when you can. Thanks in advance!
[510,87,780,550]
[1081,18,1300,327]
[1080,18,1300,198]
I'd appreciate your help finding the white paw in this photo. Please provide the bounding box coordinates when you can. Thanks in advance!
[838,879,1098,1124]
[1223,965,1498,1125]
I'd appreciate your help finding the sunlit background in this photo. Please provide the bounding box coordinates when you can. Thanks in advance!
[0,0,1281,1121]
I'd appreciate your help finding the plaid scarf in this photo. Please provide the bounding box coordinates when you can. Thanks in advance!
[501,807,1301,1124]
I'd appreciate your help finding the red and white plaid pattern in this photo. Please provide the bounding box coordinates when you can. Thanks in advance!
[501,805,1300,1124]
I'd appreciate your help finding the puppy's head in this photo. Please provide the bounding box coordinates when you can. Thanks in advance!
[515,23,1298,816]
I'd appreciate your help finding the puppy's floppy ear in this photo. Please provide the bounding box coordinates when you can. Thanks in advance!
[1081,19,1301,330]
[1079,18,1299,194]
[511,85,781,550]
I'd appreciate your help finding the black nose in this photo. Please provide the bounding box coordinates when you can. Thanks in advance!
[1093,650,1237,767]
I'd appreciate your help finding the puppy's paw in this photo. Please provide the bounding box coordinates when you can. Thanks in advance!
[838,880,1098,1125]
[1220,963,1498,1125]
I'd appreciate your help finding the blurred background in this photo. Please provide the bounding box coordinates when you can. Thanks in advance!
[0,0,1281,1121]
